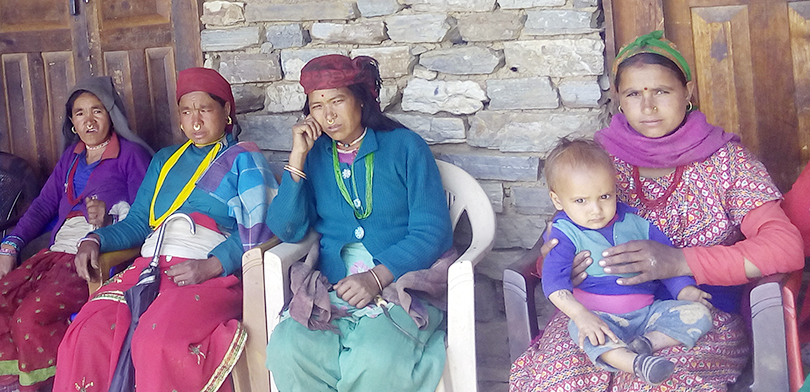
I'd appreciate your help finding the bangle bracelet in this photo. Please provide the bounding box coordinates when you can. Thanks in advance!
[284,164,307,180]
[0,249,16,257]
[368,268,384,294]
[1,237,21,252]
[76,236,100,249]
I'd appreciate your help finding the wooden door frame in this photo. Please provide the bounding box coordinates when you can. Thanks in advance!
[603,0,665,86]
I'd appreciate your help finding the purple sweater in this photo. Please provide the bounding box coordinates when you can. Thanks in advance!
[5,133,151,249]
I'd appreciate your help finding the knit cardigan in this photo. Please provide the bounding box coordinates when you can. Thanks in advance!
[268,127,453,283]
[5,133,151,250]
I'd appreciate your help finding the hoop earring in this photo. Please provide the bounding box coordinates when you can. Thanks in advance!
[618,105,624,114]
[180,125,184,132]
[71,126,77,134]
[686,101,693,112]
[227,116,233,125]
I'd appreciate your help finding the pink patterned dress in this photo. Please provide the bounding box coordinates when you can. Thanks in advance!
[510,141,781,392]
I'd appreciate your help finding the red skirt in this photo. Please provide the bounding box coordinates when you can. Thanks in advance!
[0,250,87,391]
[53,254,244,392]
[510,309,750,392]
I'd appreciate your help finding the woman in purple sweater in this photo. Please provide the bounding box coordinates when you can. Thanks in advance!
[0,77,152,392]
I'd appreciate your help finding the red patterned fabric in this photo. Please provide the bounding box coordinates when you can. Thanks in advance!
[510,310,750,392]
[615,141,780,249]
[299,54,379,98]
[53,254,243,392]
[0,250,87,390]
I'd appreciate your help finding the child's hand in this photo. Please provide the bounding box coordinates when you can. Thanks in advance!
[571,310,620,348]
[677,285,713,309]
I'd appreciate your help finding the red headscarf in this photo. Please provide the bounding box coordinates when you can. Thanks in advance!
[299,55,380,100]
[176,67,236,121]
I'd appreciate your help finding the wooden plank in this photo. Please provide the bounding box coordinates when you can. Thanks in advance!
[691,6,757,150]
[42,51,77,154]
[1,54,56,178]
[145,46,179,146]
[0,31,73,54]
[100,23,172,52]
[172,0,203,71]
[788,2,810,175]
[100,0,170,23]
[103,50,137,129]
[748,0,799,190]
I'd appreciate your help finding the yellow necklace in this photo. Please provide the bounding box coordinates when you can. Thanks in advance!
[148,139,222,228]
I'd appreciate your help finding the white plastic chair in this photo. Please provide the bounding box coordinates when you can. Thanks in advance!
[232,159,496,392]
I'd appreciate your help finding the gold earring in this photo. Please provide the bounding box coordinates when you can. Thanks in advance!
[71,126,77,134]
[180,125,184,131]
[687,101,694,112]
[227,116,233,125]
[618,105,624,114]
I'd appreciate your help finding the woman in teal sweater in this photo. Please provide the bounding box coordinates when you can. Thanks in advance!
[266,54,453,391]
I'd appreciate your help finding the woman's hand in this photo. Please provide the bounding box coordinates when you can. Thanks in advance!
[0,250,16,280]
[288,116,323,173]
[74,234,101,282]
[600,240,691,285]
[166,256,224,287]
[334,265,394,308]
[85,197,111,227]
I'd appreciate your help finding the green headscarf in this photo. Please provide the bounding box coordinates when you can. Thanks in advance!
[613,30,692,83]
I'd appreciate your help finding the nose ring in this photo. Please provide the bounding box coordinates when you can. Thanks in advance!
[326,118,335,125]
[193,124,201,131]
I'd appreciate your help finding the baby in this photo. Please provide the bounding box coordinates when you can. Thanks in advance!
[541,138,713,385]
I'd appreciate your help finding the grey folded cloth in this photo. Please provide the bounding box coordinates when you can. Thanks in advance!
[287,247,459,332]
[382,247,458,329]
[288,262,348,333]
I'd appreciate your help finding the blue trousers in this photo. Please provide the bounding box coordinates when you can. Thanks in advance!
[568,299,712,371]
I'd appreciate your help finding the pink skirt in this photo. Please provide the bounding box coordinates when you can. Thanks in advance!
[53,254,244,392]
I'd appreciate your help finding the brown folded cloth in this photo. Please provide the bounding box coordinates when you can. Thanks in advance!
[288,247,459,332]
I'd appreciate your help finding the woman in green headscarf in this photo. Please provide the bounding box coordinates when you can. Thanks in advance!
[510,31,803,391]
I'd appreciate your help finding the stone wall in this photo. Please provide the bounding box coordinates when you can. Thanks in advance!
[199,1,607,390]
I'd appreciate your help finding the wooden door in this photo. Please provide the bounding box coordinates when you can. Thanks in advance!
[0,0,202,179]
[605,0,809,191]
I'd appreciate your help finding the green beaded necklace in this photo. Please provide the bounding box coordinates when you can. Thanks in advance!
[332,140,374,219]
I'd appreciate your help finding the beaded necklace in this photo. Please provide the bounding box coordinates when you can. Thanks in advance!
[148,138,222,228]
[632,166,685,210]
[332,140,374,220]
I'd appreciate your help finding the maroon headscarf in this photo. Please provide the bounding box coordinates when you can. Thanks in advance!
[299,54,380,100]
[176,67,237,133]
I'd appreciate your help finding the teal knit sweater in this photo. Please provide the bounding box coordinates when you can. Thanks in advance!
[268,127,453,283]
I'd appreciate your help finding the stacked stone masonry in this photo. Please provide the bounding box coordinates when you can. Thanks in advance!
[200,1,607,390]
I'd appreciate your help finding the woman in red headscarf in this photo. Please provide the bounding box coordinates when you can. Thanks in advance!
[53,68,278,392]
[265,54,453,391]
